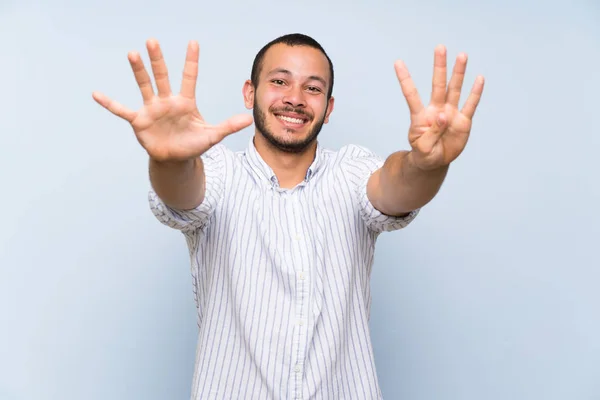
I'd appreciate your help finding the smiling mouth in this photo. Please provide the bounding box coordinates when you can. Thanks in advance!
[276,115,307,124]
[273,111,310,127]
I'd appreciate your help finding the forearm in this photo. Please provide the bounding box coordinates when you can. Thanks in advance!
[149,157,206,211]
[369,151,448,216]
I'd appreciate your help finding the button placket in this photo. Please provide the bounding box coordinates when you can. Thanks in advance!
[288,192,309,400]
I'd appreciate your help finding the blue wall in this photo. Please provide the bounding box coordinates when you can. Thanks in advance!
[1,0,598,398]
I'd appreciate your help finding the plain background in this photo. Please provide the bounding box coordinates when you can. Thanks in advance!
[1,0,599,399]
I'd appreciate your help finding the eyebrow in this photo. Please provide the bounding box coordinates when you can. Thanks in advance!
[266,68,328,88]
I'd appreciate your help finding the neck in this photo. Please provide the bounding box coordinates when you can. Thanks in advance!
[253,132,317,189]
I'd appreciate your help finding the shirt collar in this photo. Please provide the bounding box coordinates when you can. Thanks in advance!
[245,136,323,188]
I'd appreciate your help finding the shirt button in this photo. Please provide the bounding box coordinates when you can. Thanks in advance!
[299,272,305,280]
[295,365,301,373]
[298,319,304,326]
[294,234,301,241]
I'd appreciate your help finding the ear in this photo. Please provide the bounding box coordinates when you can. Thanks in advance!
[243,80,255,109]
[323,96,335,124]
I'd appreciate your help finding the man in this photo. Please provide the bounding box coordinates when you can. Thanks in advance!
[93,33,484,399]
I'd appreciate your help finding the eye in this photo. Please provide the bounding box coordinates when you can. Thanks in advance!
[307,86,322,93]
[271,79,285,85]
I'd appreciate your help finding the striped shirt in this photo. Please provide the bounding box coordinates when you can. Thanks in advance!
[148,137,419,400]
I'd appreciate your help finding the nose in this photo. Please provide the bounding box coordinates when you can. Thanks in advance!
[282,85,306,108]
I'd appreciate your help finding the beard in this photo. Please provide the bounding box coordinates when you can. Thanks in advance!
[253,103,326,154]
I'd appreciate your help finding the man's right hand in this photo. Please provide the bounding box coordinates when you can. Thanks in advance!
[92,39,253,163]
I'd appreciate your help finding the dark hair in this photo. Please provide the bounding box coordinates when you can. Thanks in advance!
[250,33,334,99]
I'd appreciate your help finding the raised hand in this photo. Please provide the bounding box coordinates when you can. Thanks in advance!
[394,45,484,171]
[92,39,253,163]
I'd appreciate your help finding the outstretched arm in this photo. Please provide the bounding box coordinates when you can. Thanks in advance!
[92,39,252,210]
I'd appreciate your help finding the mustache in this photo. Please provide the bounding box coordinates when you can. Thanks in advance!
[271,106,313,120]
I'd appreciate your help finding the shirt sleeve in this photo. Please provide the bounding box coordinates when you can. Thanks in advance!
[148,144,227,234]
[342,144,420,233]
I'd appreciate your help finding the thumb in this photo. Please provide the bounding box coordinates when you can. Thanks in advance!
[213,114,254,139]
[416,112,447,154]
[430,112,447,135]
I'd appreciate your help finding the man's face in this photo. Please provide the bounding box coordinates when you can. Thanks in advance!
[244,43,334,153]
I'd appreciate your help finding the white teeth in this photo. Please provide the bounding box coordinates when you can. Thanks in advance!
[277,115,305,124]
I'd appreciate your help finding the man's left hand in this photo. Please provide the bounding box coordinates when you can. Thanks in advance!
[394,45,485,171]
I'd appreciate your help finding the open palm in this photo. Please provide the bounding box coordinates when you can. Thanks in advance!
[92,39,252,163]
[394,45,485,171]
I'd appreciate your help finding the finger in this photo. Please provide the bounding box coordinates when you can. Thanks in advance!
[446,52,468,107]
[128,51,155,103]
[92,91,137,122]
[430,45,447,107]
[209,114,253,143]
[460,75,485,119]
[394,60,424,115]
[146,39,172,98]
[180,40,200,99]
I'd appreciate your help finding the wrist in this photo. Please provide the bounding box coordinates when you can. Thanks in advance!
[406,150,449,174]
[150,155,199,167]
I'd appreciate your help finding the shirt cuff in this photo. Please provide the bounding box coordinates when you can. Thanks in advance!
[148,146,226,233]
[356,172,420,233]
